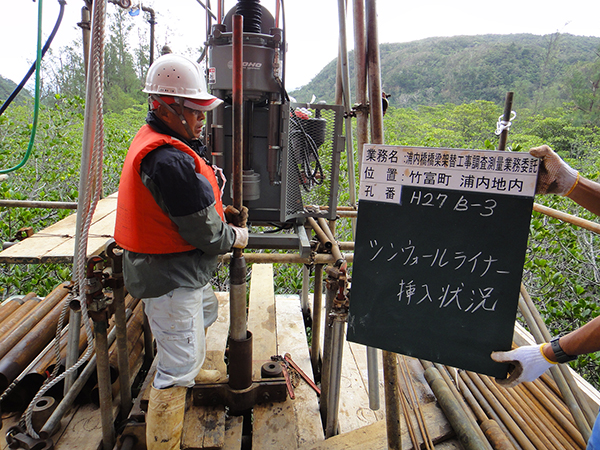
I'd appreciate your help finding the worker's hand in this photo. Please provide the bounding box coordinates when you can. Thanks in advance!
[225,205,249,228]
[232,226,248,249]
[491,344,555,388]
[530,145,578,196]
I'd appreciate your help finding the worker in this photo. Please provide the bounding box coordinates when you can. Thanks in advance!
[491,144,600,449]
[114,53,248,450]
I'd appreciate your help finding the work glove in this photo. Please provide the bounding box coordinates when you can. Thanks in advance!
[491,344,555,388]
[530,145,579,196]
[224,205,249,228]
[232,226,249,249]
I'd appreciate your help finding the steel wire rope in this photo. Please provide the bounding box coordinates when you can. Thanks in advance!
[22,0,107,438]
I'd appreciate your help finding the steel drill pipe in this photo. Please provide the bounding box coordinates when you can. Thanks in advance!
[0,296,25,325]
[8,322,89,411]
[0,293,40,339]
[519,286,595,433]
[0,282,70,361]
[458,372,523,450]
[94,318,116,450]
[526,379,586,447]
[424,367,492,450]
[478,373,547,449]
[480,419,515,450]
[498,378,562,450]
[0,297,70,393]
[466,371,535,450]
[457,372,522,450]
[515,383,581,450]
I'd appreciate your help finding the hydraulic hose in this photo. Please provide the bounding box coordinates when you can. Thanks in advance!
[0,0,66,174]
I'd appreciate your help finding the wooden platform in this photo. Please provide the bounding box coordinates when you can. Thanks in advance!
[0,193,118,264]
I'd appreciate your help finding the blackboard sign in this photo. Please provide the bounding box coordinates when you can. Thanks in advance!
[347,145,538,378]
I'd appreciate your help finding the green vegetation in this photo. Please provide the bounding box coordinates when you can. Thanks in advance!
[2,26,600,388]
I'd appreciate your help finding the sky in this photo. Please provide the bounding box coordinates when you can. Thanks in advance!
[2,0,600,93]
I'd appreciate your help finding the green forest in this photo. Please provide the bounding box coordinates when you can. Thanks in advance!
[2,11,600,387]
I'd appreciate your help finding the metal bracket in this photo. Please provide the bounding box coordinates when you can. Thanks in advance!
[191,378,287,415]
[6,425,54,450]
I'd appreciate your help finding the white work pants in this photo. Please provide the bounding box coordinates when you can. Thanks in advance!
[143,283,218,389]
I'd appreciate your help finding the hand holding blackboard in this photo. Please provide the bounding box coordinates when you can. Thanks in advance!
[491,345,554,388]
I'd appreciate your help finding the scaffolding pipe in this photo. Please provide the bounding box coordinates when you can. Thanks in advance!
[311,264,324,376]
[365,0,400,446]
[93,318,115,450]
[336,0,357,215]
[319,276,337,427]
[325,309,346,438]
[113,279,132,417]
[219,252,354,264]
[301,265,310,316]
[0,200,77,209]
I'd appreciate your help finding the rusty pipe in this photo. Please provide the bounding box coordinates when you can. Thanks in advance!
[220,252,354,264]
[457,372,522,450]
[0,293,41,338]
[526,379,586,447]
[317,218,344,266]
[519,287,595,435]
[478,373,548,449]
[0,282,70,361]
[480,420,515,450]
[0,296,26,324]
[496,379,561,450]
[466,371,536,450]
[515,383,581,450]
[38,310,126,439]
[307,217,332,250]
[310,264,324,377]
[0,295,70,393]
[382,351,401,449]
[424,367,492,450]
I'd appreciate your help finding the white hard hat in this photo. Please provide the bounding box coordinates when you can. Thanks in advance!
[143,54,222,110]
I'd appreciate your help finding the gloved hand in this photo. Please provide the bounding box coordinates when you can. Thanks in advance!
[491,344,555,388]
[232,226,248,249]
[225,205,249,228]
[530,145,579,196]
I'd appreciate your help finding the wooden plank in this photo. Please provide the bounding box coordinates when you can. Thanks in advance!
[182,404,226,450]
[0,194,118,264]
[181,291,230,450]
[299,401,453,450]
[275,294,324,447]
[223,415,243,450]
[42,210,116,262]
[247,263,277,379]
[249,264,299,449]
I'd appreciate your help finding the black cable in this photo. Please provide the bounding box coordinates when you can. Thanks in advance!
[290,111,325,192]
[0,0,67,117]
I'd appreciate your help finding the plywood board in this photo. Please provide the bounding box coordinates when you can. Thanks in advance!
[276,294,324,447]
[0,194,118,264]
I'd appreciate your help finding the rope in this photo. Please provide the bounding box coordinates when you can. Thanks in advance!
[23,0,106,437]
[494,111,517,136]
